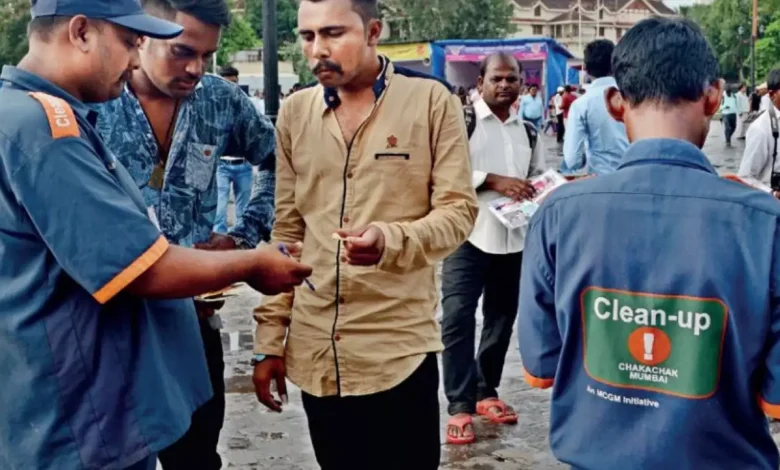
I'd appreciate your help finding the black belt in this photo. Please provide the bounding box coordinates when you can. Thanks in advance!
[220,158,247,165]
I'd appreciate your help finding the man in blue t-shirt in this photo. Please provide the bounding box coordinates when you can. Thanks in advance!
[519,17,780,469]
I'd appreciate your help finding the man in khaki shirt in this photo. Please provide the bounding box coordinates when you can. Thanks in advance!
[251,0,478,468]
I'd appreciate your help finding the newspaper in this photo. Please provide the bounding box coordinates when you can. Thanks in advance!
[487,170,568,230]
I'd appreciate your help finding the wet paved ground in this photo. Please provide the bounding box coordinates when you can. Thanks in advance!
[168,122,780,469]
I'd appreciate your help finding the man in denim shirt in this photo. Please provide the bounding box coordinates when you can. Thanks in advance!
[562,39,628,175]
[96,0,275,468]
[520,18,780,469]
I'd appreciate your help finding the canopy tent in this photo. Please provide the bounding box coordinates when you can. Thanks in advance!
[377,42,433,74]
[430,38,574,107]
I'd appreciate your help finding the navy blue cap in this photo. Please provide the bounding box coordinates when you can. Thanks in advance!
[31,0,183,40]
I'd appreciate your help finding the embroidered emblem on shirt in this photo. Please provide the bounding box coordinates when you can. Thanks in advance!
[387,135,398,148]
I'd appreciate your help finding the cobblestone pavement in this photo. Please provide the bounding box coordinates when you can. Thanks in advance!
[162,122,780,469]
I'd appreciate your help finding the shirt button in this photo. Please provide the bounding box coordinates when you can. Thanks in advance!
[343,216,350,223]
[347,172,354,179]
[339,296,346,304]
[334,334,341,341]
[340,256,347,263]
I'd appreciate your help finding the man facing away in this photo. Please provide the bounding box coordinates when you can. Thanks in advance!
[441,52,545,445]
[739,69,780,196]
[552,86,565,143]
[214,65,257,238]
[519,17,780,469]
[562,39,629,175]
[96,1,277,468]
[251,0,478,468]
[520,83,544,130]
[0,1,312,469]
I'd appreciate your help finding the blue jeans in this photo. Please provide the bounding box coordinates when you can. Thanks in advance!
[214,160,253,234]
[523,116,543,130]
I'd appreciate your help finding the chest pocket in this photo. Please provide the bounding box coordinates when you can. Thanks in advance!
[185,143,218,192]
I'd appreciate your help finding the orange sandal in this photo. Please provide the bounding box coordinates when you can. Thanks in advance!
[476,398,518,424]
[445,413,476,445]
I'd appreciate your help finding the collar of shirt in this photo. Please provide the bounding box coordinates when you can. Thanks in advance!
[0,66,98,126]
[588,76,617,90]
[322,56,390,110]
[618,138,715,175]
[474,98,520,124]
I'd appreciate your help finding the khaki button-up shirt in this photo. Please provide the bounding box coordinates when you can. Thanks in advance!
[254,60,478,397]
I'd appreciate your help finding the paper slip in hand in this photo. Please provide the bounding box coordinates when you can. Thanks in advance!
[332,233,349,241]
[196,283,244,301]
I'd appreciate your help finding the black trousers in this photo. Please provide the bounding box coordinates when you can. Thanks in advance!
[441,242,523,416]
[302,353,440,470]
[557,114,566,143]
[724,113,737,144]
[159,319,225,470]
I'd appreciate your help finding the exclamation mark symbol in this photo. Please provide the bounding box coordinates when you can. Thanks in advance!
[643,332,654,361]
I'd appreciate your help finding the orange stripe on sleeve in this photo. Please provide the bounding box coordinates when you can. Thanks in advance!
[524,370,554,389]
[28,92,80,139]
[93,237,169,305]
[758,397,780,419]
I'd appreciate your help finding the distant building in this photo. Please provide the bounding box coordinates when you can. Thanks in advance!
[228,49,300,95]
[510,0,678,58]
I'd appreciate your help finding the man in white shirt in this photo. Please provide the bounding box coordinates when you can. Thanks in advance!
[736,83,750,139]
[553,86,565,143]
[441,52,545,445]
[739,69,780,197]
[251,89,265,115]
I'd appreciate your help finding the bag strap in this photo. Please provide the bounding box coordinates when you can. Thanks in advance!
[464,104,477,140]
[769,105,779,173]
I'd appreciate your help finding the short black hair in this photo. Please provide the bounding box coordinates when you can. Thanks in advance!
[219,66,239,78]
[612,17,719,106]
[529,84,538,89]
[141,0,230,27]
[768,69,780,92]
[303,0,379,23]
[584,39,614,79]
[479,52,522,78]
[28,0,70,39]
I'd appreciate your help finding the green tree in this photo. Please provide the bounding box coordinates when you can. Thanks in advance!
[0,0,30,67]
[754,13,780,81]
[282,40,315,85]
[244,0,299,44]
[218,14,261,66]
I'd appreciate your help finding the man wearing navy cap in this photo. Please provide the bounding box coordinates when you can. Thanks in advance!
[95,1,278,468]
[0,1,312,469]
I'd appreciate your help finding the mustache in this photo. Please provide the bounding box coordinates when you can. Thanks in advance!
[312,60,343,75]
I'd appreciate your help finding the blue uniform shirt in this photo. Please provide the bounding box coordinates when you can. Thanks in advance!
[0,66,212,469]
[95,75,275,248]
[562,77,629,175]
[519,138,780,470]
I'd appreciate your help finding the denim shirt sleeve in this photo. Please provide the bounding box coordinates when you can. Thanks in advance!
[226,89,276,246]
[517,204,560,389]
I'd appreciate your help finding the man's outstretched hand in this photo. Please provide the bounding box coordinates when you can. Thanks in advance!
[335,226,385,266]
[249,245,313,295]
[253,357,287,412]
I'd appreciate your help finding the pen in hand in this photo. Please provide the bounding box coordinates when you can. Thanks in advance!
[278,243,316,291]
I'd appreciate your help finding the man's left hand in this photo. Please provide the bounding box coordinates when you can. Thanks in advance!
[194,233,237,251]
[335,226,385,266]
